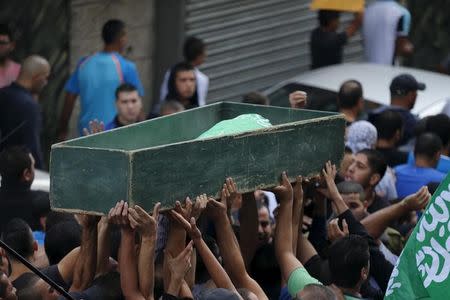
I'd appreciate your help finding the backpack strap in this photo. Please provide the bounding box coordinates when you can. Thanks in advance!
[110,54,124,83]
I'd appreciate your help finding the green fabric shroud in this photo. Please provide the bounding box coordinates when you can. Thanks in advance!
[197,114,272,139]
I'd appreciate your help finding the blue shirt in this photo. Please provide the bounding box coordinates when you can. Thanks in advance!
[64,52,144,135]
[395,164,446,198]
[407,151,450,174]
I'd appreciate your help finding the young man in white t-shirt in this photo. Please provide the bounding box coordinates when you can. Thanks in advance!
[363,0,414,65]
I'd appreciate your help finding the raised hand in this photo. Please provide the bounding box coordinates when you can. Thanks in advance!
[293,175,304,205]
[128,202,161,238]
[327,218,349,243]
[174,198,193,222]
[273,172,293,203]
[191,194,208,221]
[170,211,202,240]
[82,119,104,136]
[225,177,242,209]
[206,188,228,219]
[321,161,340,201]
[166,241,194,280]
[289,91,307,109]
[402,186,431,211]
[108,200,130,227]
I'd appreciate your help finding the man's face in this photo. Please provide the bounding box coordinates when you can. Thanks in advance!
[345,153,373,189]
[407,90,418,110]
[31,66,50,94]
[339,152,354,178]
[119,30,128,54]
[175,70,196,100]
[0,34,14,61]
[35,279,58,300]
[342,192,367,221]
[0,273,17,300]
[258,206,272,244]
[116,90,142,123]
[193,50,207,66]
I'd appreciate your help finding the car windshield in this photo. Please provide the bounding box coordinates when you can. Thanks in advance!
[267,83,339,111]
[267,82,382,113]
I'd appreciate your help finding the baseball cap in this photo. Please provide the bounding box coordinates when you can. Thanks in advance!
[390,74,426,96]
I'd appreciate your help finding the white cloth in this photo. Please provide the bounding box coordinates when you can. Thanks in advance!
[363,0,411,65]
[262,191,278,220]
[346,121,378,153]
[156,67,209,114]
[375,166,398,202]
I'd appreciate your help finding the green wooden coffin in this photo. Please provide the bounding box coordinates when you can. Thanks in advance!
[50,102,345,214]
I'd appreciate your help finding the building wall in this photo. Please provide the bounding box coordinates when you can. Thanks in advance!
[68,0,155,138]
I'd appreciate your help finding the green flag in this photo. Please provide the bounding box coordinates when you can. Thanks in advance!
[385,173,450,299]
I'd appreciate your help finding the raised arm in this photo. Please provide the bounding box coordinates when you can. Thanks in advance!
[274,172,302,281]
[128,203,161,300]
[171,211,238,293]
[112,201,145,300]
[69,214,100,292]
[96,217,112,278]
[209,179,268,300]
[165,241,193,297]
[319,161,349,215]
[361,186,430,239]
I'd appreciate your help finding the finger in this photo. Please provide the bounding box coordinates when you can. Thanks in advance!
[281,171,290,186]
[180,240,194,258]
[342,219,349,234]
[122,202,129,217]
[153,202,161,219]
[230,178,237,192]
[175,201,182,214]
[190,217,199,231]
[220,188,227,206]
[128,214,139,229]
[170,210,191,229]
[128,207,140,221]
[82,128,90,136]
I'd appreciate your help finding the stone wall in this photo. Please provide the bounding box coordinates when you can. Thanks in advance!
[68,0,155,138]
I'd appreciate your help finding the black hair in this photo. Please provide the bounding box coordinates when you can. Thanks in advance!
[338,80,363,109]
[15,273,42,300]
[414,133,442,160]
[166,62,198,107]
[44,221,81,265]
[318,10,340,27]
[357,149,387,179]
[2,218,34,260]
[101,19,125,44]
[0,24,13,41]
[160,99,185,114]
[425,114,450,147]
[0,146,31,184]
[372,110,404,140]
[328,235,369,288]
[115,82,137,99]
[242,91,270,105]
[45,211,77,232]
[337,181,364,196]
[344,146,353,154]
[300,284,337,300]
[183,36,206,63]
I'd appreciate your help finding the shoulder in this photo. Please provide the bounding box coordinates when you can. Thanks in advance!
[394,164,409,173]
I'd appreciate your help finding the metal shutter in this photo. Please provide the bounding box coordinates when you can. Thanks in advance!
[185,0,366,103]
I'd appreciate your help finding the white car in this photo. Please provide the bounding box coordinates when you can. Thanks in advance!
[264,63,450,118]
[0,169,50,192]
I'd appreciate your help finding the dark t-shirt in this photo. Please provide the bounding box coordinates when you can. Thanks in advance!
[368,194,390,214]
[0,82,43,168]
[310,28,348,69]
[376,147,408,167]
[0,183,50,232]
[58,272,123,300]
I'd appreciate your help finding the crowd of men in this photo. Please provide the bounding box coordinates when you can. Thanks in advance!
[0,0,450,299]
